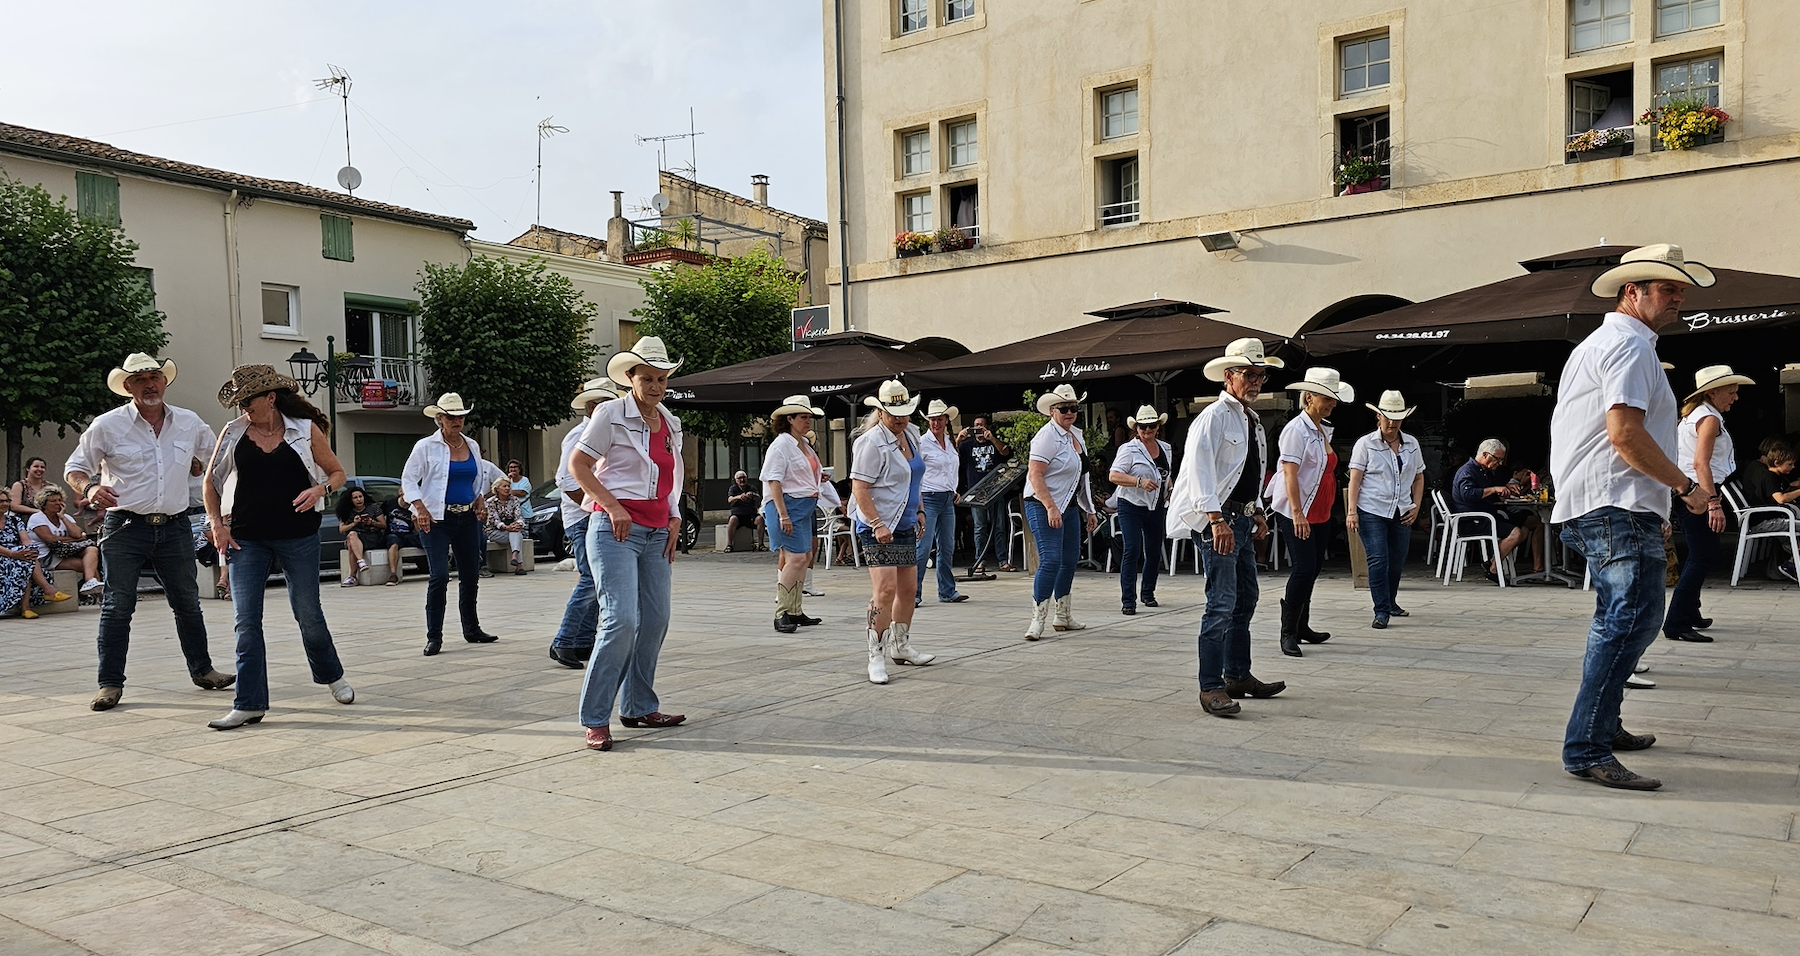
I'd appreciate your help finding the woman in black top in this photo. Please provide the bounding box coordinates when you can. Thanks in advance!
[202,366,354,730]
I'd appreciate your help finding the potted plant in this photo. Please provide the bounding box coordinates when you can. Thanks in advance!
[893,231,933,257]
[932,225,971,252]
[1334,152,1384,194]
[1566,125,1632,155]
[1638,95,1730,151]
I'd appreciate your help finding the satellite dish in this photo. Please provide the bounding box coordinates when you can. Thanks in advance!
[337,166,363,192]
[650,192,670,213]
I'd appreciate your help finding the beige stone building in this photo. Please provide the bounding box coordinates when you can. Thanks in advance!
[643,171,830,306]
[821,0,1800,347]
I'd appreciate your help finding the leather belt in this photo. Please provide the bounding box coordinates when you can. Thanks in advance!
[1220,500,1261,517]
[445,504,474,514]
[116,510,182,525]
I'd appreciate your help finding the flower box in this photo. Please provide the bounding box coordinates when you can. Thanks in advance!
[1342,179,1386,195]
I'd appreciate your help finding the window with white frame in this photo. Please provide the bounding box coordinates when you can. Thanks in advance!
[1340,34,1391,95]
[1570,0,1632,53]
[900,0,928,35]
[1655,0,1720,37]
[1101,86,1138,140]
[945,0,974,23]
[1656,54,1721,106]
[1099,155,1139,226]
[947,120,978,168]
[902,129,932,176]
[261,284,299,335]
[903,192,933,233]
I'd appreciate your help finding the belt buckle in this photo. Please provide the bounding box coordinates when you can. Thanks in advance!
[146,513,168,525]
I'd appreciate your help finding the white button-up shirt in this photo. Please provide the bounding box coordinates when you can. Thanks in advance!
[1028,421,1095,514]
[66,402,216,516]
[1168,390,1268,537]
[1348,429,1425,519]
[402,430,487,521]
[1266,414,1336,521]
[1677,404,1736,485]
[1108,438,1173,510]
[852,422,926,529]
[555,414,599,530]
[1551,312,1679,523]
[760,432,822,499]
[918,428,960,494]
[574,397,684,518]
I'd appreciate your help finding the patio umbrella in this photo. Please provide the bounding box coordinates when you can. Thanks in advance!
[1302,246,1800,354]
[664,331,955,410]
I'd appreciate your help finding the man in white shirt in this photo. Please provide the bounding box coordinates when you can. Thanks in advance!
[1167,338,1286,717]
[65,354,235,711]
[915,400,968,604]
[548,377,616,668]
[1551,245,1713,790]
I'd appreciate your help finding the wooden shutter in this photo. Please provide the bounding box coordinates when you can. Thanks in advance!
[321,214,355,261]
[76,172,121,225]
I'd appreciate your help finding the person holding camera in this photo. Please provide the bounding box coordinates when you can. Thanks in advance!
[335,487,397,587]
[956,414,1013,573]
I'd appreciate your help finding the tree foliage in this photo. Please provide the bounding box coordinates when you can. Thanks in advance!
[415,254,601,433]
[632,247,802,444]
[0,174,166,482]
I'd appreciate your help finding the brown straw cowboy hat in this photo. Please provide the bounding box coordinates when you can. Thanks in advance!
[216,365,299,408]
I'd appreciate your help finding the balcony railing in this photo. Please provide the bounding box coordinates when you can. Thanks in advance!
[340,355,425,408]
[1099,200,1140,227]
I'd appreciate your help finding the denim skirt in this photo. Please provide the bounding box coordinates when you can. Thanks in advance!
[763,495,817,553]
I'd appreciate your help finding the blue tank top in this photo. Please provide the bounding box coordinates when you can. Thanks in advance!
[895,449,926,532]
[446,455,478,506]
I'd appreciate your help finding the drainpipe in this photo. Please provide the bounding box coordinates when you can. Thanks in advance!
[833,0,854,331]
[223,189,243,365]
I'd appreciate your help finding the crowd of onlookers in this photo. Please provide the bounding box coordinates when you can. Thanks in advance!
[3,457,106,619]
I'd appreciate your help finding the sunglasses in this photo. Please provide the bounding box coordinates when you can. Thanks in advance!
[237,396,261,409]
[1230,369,1270,382]
[1053,405,1079,414]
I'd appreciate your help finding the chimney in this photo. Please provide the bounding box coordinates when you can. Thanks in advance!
[751,174,769,206]
[604,190,627,262]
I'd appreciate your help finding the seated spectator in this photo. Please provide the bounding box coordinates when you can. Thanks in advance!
[335,488,398,587]
[1,487,71,618]
[1737,440,1799,582]
[485,477,527,574]
[1451,438,1543,580]
[27,487,102,593]
[725,470,764,551]
[383,493,422,549]
[8,456,51,519]
[194,513,231,599]
[505,459,535,521]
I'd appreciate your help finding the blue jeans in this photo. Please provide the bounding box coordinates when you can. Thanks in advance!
[579,516,672,727]
[1273,512,1327,609]
[1116,500,1165,607]
[1667,505,1717,632]
[96,512,215,688]
[225,535,344,711]
[552,515,598,649]
[1024,498,1080,603]
[916,491,960,600]
[1559,508,1666,772]
[420,511,485,642]
[1356,509,1412,616]
[970,498,1005,567]
[1197,514,1257,691]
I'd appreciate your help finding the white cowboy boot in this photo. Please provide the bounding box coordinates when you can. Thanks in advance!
[1024,599,1052,641]
[1052,595,1086,631]
[888,621,935,665]
[866,628,890,684]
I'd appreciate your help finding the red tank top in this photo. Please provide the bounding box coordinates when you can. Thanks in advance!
[1306,449,1337,524]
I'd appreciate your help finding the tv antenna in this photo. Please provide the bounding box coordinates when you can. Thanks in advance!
[635,107,703,179]
[535,115,568,226]
[313,65,357,195]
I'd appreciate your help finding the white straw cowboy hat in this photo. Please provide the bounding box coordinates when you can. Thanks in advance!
[1591,243,1718,297]
[107,353,178,396]
[1364,389,1416,420]
[606,335,684,387]
[925,398,958,420]
[1035,383,1088,415]
[773,394,825,417]
[1126,404,1167,427]
[1287,367,1355,403]
[863,379,923,417]
[216,364,298,408]
[1685,364,1755,402]
[1203,338,1285,382]
[571,376,622,409]
[423,392,475,418]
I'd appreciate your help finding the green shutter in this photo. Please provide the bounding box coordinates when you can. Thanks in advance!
[321,214,355,261]
[76,172,121,225]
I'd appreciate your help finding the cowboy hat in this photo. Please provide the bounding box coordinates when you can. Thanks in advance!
[1035,383,1087,415]
[863,379,923,417]
[571,376,622,409]
[1287,367,1355,403]
[1125,404,1167,427]
[107,353,178,396]
[924,398,958,420]
[1364,389,1415,420]
[1591,243,1718,297]
[1202,338,1285,382]
[423,392,475,418]
[606,336,684,386]
[216,365,298,409]
[1685,364,1755,402]
[772,395,825,418]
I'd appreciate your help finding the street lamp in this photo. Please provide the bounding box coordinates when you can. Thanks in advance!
[287,334,373,450]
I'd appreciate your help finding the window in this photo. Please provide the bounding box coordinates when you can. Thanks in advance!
[945,0,974,23]
[1657,54,1722,107]
[76,172,120,225]
[1570,0,1632,53]
[900,0,928,34]
[1656,0,1720,37]
[902,129,932,176]
[948,183,979,244]
[947,120,978,168]
[1339,112,1391,190]
[321,214,354,261]
[1339,34,1391,95]
[1101,87,1139,140]
[903,192,933,233]
[261,284,300,335]
[1099,156,1139,226]
[1567,71,1635,162]
[345,306,420,404]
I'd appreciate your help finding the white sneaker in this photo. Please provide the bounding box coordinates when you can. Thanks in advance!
[1625,673,1656,689]
[329,678,355,704]
[80,578,103,593]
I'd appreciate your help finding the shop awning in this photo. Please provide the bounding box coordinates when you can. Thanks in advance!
[664,331,957,409]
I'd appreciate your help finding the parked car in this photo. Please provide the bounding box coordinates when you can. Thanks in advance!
[525,480,569,559]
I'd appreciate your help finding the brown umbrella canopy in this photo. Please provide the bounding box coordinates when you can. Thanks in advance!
[664,331,950,409]
[1303,246,1800,354]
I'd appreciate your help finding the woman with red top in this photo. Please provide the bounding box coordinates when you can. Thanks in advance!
[1267,368,1354,658]
[568,337,687,752]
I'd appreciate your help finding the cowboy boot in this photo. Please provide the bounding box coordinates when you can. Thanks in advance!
[774,583,799,633]
[1298,603,1331,644]
[866,628,890,684]
[888,621,935,665]
[1279,599,1303,657]
[1051,595,1086,631]
[794,586,822,626]
[1024,599,1052,641]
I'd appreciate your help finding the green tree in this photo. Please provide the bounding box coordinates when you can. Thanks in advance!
[632,247,802,474]
[0,174,166,482]
[415,254,601,434]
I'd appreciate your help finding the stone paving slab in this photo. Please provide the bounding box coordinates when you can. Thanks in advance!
[0,552,1794,954]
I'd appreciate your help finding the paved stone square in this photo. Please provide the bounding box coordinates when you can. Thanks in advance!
[0,552,1794,955]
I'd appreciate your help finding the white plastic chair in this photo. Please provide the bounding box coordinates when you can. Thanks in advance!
[815,508,859,569]
[1006,505,1030,572]
[1101,512,1122,572]
[1165,534,1202,575]
[1436,490,1507,587]
[1424,490,1448,566]
[1722,482,1799,586]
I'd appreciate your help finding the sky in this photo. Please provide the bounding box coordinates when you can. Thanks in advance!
[0,1,828,238]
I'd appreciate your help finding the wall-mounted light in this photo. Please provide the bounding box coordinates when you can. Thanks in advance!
[1199,231,1238,252]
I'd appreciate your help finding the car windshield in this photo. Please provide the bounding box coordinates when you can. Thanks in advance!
[530,479,563,503]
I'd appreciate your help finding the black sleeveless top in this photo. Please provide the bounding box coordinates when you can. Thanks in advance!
[230,436,322,541]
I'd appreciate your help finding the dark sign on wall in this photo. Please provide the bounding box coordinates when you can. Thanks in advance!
[791,305,832,349]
